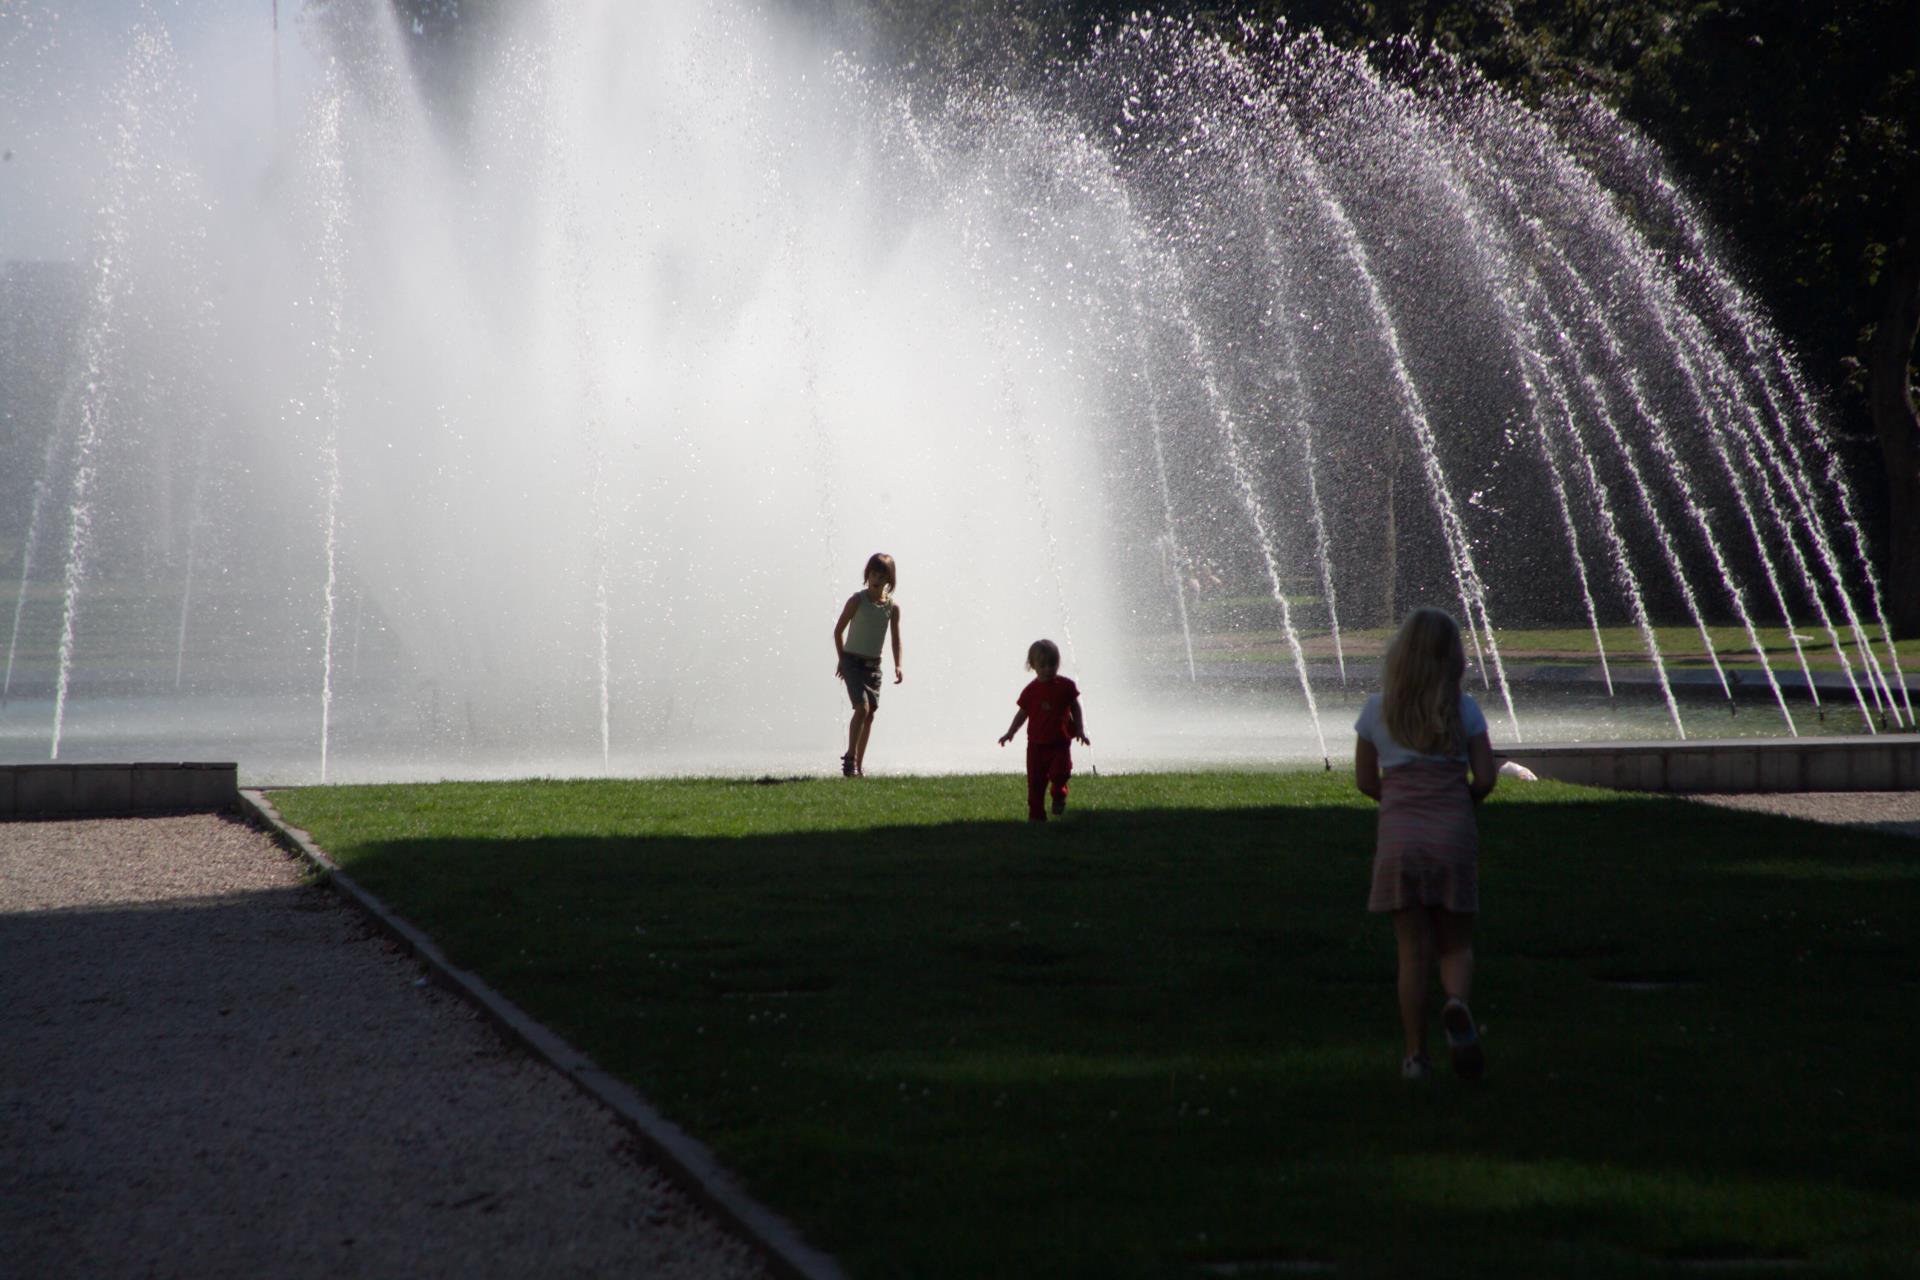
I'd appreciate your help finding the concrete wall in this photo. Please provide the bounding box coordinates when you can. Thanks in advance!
[1498,736,1920,793]
[4,741,1913,812]
[0,763,238,817]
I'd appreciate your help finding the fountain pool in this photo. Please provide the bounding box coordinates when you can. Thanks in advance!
[0,1,1905,783]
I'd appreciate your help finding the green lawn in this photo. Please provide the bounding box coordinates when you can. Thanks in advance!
[271,773,1920,1279]
[1160,621,1920,674]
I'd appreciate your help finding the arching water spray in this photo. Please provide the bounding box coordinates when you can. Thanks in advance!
[1134,233,1330,760]
[874,89,1086,667]
[1136,347,1197,681]
[171,323,222,692]
[1715,389,1878,724]
[1360,131,1615,706]
[1257,215,1346,684]
[1607,248,1804,733]
[49,31,173,758]
[1529,231,1736,706]
[543,4,620,772]
[1175,290,1330,764]
[1030,127,1196,680]
[990,341,1083,668]
[5,368,81,704]
[1629,202,1883,726]
[1572,100,1911,724]
[311,84,349,783]
[1117,249,1197,680]
[1267,91,1520,737]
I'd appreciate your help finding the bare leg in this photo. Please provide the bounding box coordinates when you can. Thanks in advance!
[854,706,876,775]
[1435,910,1475,1004]
[1434,909,1484,1078]
[1392,908,1434,1060]
[845,707,863,759]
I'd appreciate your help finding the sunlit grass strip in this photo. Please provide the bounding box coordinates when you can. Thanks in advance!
[1161,623,1920,671]
[273,773,1920,1278]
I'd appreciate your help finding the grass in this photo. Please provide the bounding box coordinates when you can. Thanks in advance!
[270,772,1920,1278]
[1158,622,1920,674]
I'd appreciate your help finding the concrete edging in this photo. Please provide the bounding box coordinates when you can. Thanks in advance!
[1496,734,1920,793]
[237,788,848,1280]
[0,762,238,817]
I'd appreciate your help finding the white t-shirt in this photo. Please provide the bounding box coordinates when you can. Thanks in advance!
[1354,691,1487,769]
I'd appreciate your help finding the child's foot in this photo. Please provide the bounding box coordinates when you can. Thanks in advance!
[1051,794,1067,816]
[840,753,856,777]
[1441,997,1485,1080]
[1400,1054,1431,1081]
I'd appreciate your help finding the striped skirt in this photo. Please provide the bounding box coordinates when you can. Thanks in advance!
[1368,757,1480,914]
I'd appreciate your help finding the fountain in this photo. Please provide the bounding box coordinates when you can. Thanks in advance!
[0,1,1904,783]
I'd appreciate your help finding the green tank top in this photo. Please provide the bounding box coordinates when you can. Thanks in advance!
[845,593,893,658]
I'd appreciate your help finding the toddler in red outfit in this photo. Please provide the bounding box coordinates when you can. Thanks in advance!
[998,639,1090,822]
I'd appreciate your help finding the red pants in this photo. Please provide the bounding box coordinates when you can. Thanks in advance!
[1026,741,1072,821]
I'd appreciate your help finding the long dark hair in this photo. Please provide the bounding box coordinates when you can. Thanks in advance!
[863,552,896,600]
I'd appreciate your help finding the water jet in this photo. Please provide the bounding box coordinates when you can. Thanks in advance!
[0,3,1902,781]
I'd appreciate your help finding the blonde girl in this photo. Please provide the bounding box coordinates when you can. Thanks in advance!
[1353,607,1496,1081]
[831,553,903,777]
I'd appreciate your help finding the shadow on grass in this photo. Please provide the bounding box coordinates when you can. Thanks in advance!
[309,789,1920,1279]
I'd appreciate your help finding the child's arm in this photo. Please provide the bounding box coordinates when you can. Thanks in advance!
[831,594,858,672]
[1467,731,1497,802]
[1069,695,1089,746]
[889,604,904,683]
[999,708,1027,746]
[1353,737,1382,801]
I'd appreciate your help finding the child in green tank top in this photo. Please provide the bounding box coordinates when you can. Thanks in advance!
[831,553,903,777]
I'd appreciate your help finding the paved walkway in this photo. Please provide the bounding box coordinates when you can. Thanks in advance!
[0,813,768,1280]
[1684,790,1920,838]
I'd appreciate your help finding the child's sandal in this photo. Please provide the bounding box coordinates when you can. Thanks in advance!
[840,753,856,778]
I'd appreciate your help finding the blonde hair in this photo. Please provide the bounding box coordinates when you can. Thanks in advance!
[1026,638,1061,672]
[863,553,896,600]
[1382,608,1466,756]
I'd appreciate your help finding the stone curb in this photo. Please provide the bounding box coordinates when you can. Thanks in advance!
[237,788,849,1280]
[0,762,238,817]
[1496,733,1920,793]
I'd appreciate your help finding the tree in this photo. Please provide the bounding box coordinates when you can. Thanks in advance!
[1871,174,1920,634]
[1606,1,1919,634]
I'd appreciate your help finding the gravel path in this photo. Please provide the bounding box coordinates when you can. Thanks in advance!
[1684,790,1920,838]
[0,813,771,1280]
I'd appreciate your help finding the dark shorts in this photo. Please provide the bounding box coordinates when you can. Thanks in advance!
[839,652,882,710]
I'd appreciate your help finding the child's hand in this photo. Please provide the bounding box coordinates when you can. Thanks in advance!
[894,666,904,684]
[1077,734,1091,747]
[998,734,1012,747]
